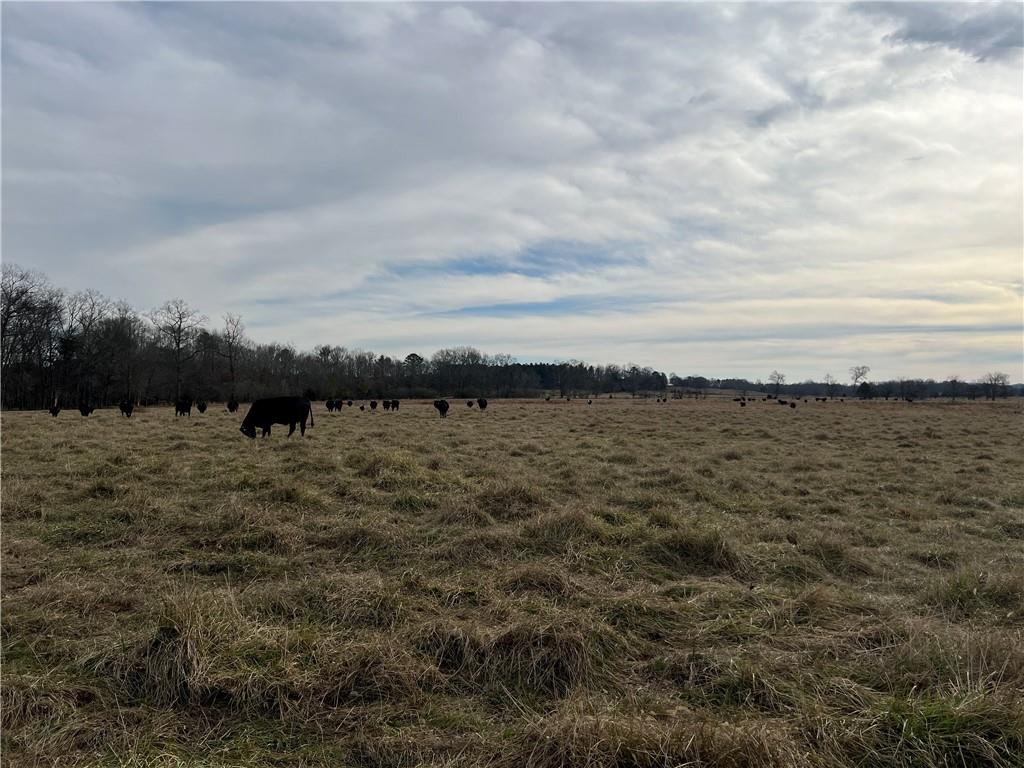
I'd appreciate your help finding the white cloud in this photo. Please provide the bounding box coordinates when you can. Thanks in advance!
[2,2,1021,380]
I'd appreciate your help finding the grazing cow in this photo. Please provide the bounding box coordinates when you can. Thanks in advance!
[227,397,239,413]
[740,401,746,407]
[175,399,193,417]
[391,400,400,411]
[370,400,378,411]
[196,400,208,414]
[119,400,134,418]
[383,400,391,411]
[588,399,593,405]
[78,404,95,417]
[467,400,474,408]
[790,402,797,409]
[347,400,353,407]
[477,398,488,410]
[49,405,60,417]
[433,399,450,418]
[239,396,314,438]
[777,400,788,406]
[733,398,742,402]
[546,396,551,401]
[359,405,365,411]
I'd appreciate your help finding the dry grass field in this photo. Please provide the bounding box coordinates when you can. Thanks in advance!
[2,398,1023,767]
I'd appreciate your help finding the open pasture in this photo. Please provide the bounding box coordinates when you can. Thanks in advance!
[2,398,1023,767]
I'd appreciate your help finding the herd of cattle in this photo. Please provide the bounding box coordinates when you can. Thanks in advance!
[44,393,861,438]
[43,395,491,438]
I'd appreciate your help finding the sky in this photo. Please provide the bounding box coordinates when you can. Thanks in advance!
[3,2,1022,381]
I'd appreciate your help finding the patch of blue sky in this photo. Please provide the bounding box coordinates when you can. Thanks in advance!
[388,239,648,280]
[426,294,662,318]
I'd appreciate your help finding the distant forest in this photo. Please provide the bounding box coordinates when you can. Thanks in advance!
[1,264,1016,409]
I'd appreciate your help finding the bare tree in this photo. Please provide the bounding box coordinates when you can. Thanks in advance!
[768,370,786,396]
[219,312,246,393]
[947,375,962,401]
[981,372,1010,401]
[849,365,871,387]
[149,299,208,401]
[823,373,839,399]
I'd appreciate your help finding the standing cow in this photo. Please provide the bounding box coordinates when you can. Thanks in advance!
[433,400,450,419]
[119,400,134,418]
[175,399,193,417]
[239,397,314,438]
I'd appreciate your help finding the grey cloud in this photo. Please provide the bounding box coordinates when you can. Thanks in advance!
[858,2,1023,61]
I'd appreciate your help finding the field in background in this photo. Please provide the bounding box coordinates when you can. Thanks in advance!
[2,398,1023,767]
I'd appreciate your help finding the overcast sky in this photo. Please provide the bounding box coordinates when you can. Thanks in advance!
[3,2,1022,380]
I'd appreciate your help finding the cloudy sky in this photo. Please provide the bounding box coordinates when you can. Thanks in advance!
[3,2,1022,380]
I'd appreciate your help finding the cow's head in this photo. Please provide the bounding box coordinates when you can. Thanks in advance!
[240,424,257,439]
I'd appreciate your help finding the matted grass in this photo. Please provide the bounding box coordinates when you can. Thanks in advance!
[2,398,1023,766]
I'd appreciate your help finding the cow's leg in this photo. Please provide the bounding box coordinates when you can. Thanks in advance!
[262,427,271,437]
[288,422,296,437]
[300,419,306,436]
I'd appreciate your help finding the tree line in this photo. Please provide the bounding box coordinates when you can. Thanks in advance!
[2,265,1015,410]
[0,265,668,409]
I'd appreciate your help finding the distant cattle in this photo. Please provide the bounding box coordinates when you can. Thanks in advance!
[383,400,392,411]
[196,400,208,414]
[370,400,378,411]
[740,401,746,407]
[347,400,353,407]
[359,405,365,411]
[227,397,239,413]
[588,399,593,405]
[119,400,134,418]
[433,399,450,418]
[477,398,488,410]
[777,400,788,406]
[390,400,400,411]
[49,405,60,417]
[78,404,95,417]
[545,396,551,402]
[240,396,314,438]
[175,399,193,417]
[325,399,338,412]
[790,402,797,409]
[467,400,474,408]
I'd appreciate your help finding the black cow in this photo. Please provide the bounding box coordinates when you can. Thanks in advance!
[370,400,378,411]
[325,399,336,413]
[588,399,593,405]
[477,398,488,410]
[790,402,797,409]
[227,397,239,413]
[240,396,314,438]
[78,404,95,417]
[119,400,134,418]
[49,405,61,417]
[545,396,551,402]
[467,400,474,408]
[347,400,353,407]
[391,399,400,411]
[433,399,450,418]
[196,400,208,414]
[383,400,392,411]
[175,399,193,417]
[740,401,746,407]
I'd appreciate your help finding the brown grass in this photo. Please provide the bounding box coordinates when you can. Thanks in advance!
[2,397,1023,766]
